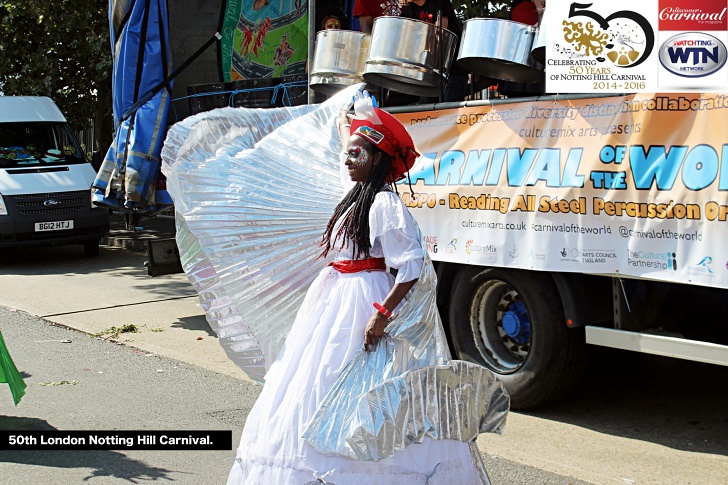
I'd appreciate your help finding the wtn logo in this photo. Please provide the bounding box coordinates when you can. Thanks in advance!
[668,43,719,63]
[659,33,727,77]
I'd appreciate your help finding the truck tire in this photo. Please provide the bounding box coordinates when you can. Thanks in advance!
[448,266,587,409]
[84,239,100,258]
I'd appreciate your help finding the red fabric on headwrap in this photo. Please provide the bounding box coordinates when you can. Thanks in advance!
[350,108,419,182]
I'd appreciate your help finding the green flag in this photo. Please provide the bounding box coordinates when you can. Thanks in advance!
[0,330,27,405]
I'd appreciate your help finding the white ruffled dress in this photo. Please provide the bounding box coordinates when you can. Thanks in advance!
[227,190,483,484]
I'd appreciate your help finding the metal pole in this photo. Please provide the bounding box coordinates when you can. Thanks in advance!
[307,0,316,104]
[438,8,443,103]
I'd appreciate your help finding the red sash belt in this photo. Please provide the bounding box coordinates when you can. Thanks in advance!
[329,257,386,274]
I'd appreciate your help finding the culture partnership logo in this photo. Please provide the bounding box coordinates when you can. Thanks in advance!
[627,249,678,271]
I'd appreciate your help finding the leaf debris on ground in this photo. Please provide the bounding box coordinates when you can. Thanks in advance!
[40,380,80,386]
[92,324,141,340]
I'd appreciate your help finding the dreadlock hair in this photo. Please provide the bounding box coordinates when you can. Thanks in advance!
[319,140,394,260]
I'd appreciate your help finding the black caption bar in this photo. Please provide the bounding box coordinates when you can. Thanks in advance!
[0,430,232,450]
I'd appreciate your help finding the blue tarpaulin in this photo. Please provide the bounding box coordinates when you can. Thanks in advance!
[93,0,173,212]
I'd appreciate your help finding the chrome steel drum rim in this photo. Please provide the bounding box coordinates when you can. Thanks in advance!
[362,73,443,97]
[363,16,457,96]
[310,73,366,96]
[457,18,543,83]
[311,29,370,95]
[531,26,546,65]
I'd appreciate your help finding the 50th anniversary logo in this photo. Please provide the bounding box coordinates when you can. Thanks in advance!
[543,0,728,93]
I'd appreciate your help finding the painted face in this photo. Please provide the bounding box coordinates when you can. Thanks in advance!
[345,135,378,183]
[347,146,368,166]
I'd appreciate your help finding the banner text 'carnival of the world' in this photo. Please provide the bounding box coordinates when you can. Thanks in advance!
[394,93,728,289]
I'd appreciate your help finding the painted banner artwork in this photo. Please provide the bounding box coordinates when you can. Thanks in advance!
[220,0,308,81]
[392,93,728,289]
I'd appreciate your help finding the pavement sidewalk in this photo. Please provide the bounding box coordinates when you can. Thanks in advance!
[0,214,250,384]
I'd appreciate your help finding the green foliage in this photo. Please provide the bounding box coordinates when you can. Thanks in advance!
[0,1,112,137]
[452,0,510,22]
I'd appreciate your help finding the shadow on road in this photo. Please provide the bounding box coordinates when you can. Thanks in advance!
[173,315,216,337]
[524,347,728,457]
[0,245,194,301]
[1,448,177,483]
[0,415,55,431]
[1,412,177,482]
[0,245,140,275]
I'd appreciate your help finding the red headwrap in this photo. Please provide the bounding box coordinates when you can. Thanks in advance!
[350,107,419,183]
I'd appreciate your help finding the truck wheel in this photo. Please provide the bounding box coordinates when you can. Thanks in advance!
[448,266,586,409]
[84,239,100,258]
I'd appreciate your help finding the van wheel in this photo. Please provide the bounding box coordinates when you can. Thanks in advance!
[84,239,100,257]
[448,266,587,409]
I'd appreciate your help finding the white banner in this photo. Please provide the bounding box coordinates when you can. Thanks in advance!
[393,93,728,289]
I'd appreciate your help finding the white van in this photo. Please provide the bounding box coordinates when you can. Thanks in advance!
[0,96,109,256]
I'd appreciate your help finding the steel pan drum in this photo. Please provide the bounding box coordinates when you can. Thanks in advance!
[457,18,543,83]
[310,30,371,95]
[531,26,546,64]
[363,17,458,97]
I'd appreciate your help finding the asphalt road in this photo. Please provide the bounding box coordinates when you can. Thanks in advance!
[477,346,728,485]
[0,307,253,484]
[0,307,593,485]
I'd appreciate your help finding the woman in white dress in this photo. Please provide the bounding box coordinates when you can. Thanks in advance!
[227,103,486,484]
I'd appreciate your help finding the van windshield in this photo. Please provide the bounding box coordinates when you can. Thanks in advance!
[0,122,86,168]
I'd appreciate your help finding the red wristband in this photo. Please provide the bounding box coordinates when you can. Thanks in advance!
[373,302,392,319]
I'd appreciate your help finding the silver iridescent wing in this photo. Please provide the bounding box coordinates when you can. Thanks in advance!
[161,87,357,383]
[302,255,509,466]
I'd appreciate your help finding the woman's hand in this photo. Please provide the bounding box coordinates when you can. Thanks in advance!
[364,312,389,352]
[363,279,418,352]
